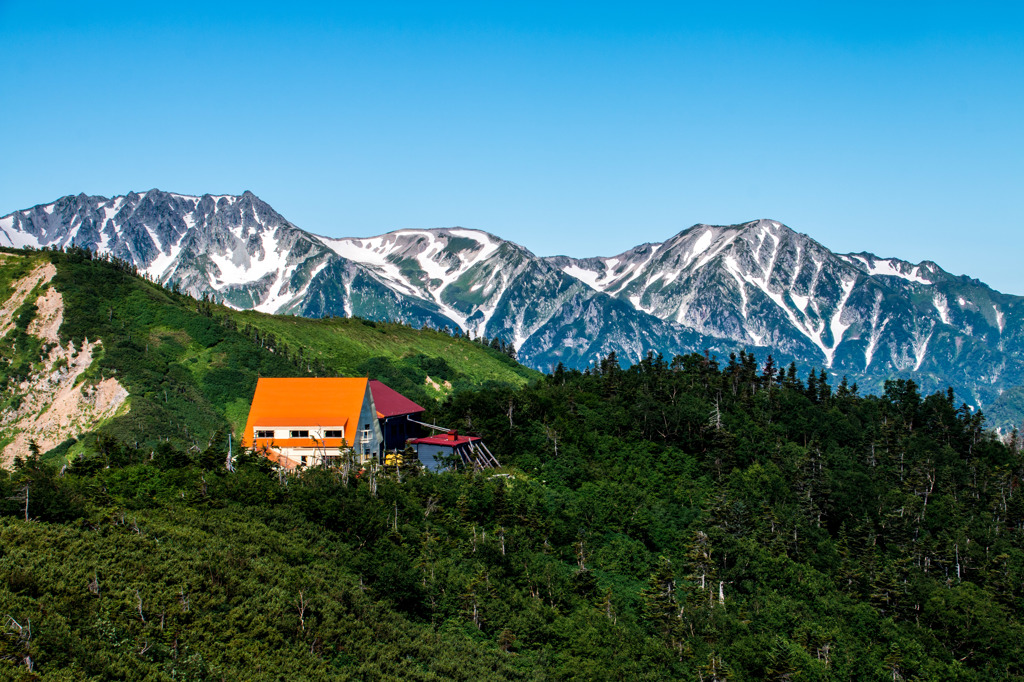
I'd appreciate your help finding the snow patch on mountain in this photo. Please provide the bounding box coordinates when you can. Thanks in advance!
[0,217,38,248]
[145,244,186,281]
[723,256,749,319]
[562,264,604,291]
[869,259,931,284]
[844,254,932,284]
[828,278,857,359]
[790,292,810,313]
[865,291,888,370]
[622,245,663,290]
[210,230,283,284]
[912,325,935,371]
[687,229,715,266]
[933,294,951,325]
[319,235,421,298]
[694,231,740,271]
[447,228,503,260]
[254,258,329,314]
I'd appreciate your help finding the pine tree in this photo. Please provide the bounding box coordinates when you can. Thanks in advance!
[599,586,617,624]
[683,531,717,607]
[765,636,800,681]
[698,652,733,681]
[641,556,681,641]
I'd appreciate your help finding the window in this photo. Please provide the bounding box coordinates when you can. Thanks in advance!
[324,430,342,438]
[255,430,274,438]
[301,455,307,465]
[290,430,309,438]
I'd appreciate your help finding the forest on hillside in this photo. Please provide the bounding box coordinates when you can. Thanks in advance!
[3,327,1024,679]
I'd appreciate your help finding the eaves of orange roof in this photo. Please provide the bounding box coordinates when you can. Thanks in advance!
[241,378,369,448]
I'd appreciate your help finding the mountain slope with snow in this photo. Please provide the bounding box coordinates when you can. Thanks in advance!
[3,192,1022,423]
[548,219,1024,413]
[0,190,338,314]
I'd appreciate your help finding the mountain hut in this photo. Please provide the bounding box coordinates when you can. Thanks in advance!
[240,377,426,469]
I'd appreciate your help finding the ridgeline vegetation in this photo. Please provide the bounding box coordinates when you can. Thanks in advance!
[1,248,1023,679]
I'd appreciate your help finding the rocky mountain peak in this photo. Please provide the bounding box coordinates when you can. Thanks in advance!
[3,193,1023,425]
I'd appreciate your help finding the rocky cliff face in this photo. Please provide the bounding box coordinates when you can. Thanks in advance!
[4,192,1021,422]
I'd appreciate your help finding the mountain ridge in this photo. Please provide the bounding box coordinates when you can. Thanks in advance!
[3,191,1022,425]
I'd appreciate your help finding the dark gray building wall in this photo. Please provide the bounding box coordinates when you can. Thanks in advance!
[356,383,384,462]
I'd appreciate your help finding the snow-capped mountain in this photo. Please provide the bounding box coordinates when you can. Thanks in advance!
[0,190,336,312]
[549,219,1024,416]
[547,219,1007,369]
[3,192,1022,423]
[304,228,715,371]
[0,191,706,372]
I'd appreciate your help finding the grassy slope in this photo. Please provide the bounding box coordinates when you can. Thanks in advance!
[0,248,538,458]
[220,312,537,434]
[231,311,535,392]
[0,252,40,299]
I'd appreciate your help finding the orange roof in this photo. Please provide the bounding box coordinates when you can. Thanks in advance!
[241,378,369,448]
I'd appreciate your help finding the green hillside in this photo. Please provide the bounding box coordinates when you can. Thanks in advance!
[3,247,1024,679]
[2,346,1024,678]
[0,247,537,460]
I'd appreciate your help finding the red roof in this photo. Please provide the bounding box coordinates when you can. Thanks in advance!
[370,380,425,418]
[409,433,481,447]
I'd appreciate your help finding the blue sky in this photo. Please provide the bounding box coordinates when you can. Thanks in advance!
[2,2,1022,292]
